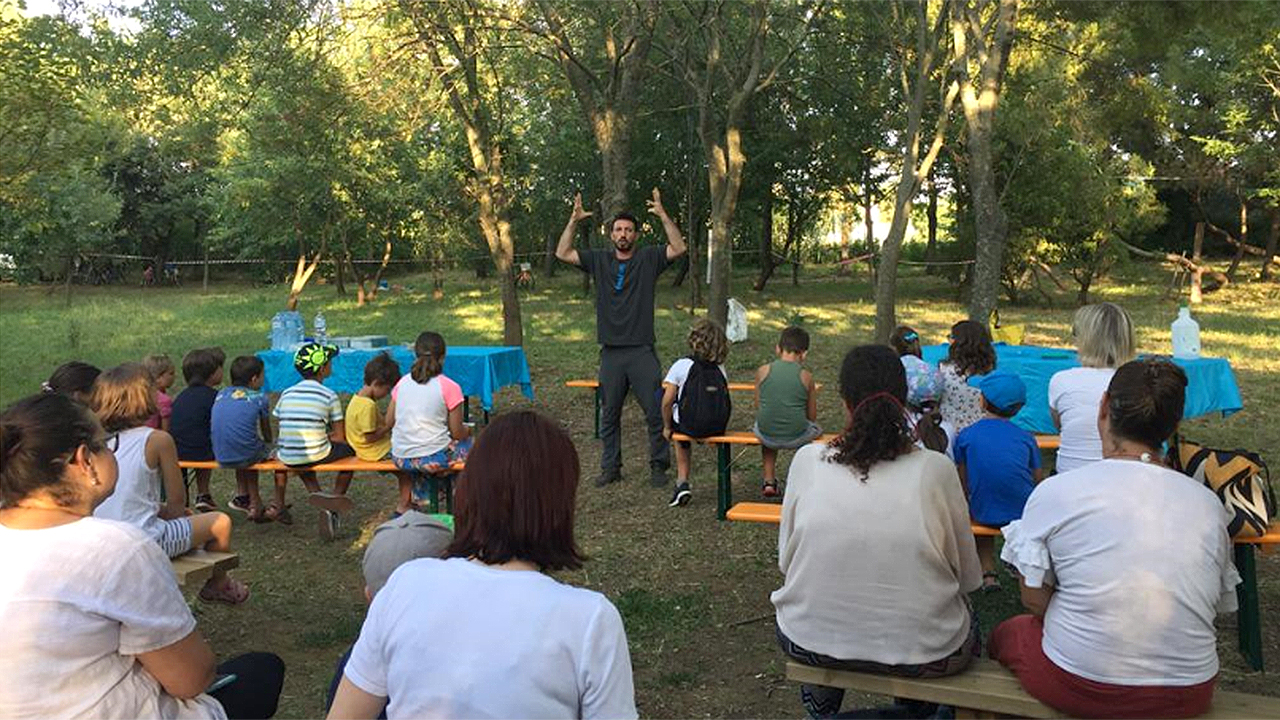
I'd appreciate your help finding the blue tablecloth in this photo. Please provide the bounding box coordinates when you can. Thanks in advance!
[256,346,534,411]
[920,344,1243,435]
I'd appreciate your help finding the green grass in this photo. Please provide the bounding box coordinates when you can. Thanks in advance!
[1,262,1278,717]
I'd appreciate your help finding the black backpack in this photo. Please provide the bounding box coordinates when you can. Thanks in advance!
[677,358,732,438]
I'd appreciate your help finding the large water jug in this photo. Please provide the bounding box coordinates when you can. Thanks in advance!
[1171,305,1201,359]
[270,313,285,350]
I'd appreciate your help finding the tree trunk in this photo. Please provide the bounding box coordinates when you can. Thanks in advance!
[873,1,959,342]
[286,253,322,311]
[1225,199,1248,280]
[334,249,346,296]
[863,165,875,253]
[925,167,939,274]
[368,237,392,301]
[341,233,368,307]
[201,241,209,294]
[957,0,1019,324]
[838,205,853,276]
[1262,208,1279,281]
[1191,221,1204,304]
[754,190,775,291]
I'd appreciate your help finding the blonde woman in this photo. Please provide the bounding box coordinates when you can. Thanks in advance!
[1048,303,1136,473]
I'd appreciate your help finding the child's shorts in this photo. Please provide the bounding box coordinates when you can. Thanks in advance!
[282,442,356,468]
[393,437,473,474]
[752,421,823,450]
[217,444,274,470]
[157,516,195,558]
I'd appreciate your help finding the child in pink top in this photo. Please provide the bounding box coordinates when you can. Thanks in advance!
[142,354,175,432]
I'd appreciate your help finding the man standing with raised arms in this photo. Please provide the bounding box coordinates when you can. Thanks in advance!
[556,189,687,488]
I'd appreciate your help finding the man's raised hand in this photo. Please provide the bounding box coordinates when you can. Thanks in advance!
[569,192,593,223]
[646,188,669,220]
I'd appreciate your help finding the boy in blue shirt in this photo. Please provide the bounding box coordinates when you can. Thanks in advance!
[953,370,1042,591]
[212,356,273,522]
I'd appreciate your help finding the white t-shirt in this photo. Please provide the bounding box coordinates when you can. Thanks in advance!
[663,357,728,423]
[345,557,637,720]
[1001,459,1240,686]
[0,517,225,720]
[391,374,465,459]
[772,445,982,664]
[1047,367,1114,474]
[93,426,166,541]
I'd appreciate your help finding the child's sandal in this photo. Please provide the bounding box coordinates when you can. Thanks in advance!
[199,577,250,605]
[981,571,1002,593]
[762,480,781,498]
[248,505,267,523]
[264,503,293,525]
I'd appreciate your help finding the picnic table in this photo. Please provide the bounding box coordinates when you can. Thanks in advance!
[256,345,534,412]
[921,344,1243,435]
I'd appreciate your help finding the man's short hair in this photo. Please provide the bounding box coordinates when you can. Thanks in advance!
[611,212,639,232]
[182,348,222,385]
[779,326,810,354]
[362,511,453,597]
[230,356,265,387]
[363,352,402,387]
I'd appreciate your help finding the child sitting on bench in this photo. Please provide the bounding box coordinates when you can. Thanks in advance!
[752,326,821,498]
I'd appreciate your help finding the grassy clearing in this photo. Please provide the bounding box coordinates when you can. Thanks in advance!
[1,263,1277,717]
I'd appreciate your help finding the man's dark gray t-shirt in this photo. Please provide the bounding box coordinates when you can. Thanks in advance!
[578,245,671,347]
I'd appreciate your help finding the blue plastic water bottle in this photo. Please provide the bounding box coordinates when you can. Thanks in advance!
[314,311,327,344]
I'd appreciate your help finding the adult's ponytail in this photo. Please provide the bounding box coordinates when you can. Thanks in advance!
[410,331,447,383]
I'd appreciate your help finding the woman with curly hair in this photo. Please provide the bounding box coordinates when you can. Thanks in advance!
[771,345,982,718]
[938,320,997,431]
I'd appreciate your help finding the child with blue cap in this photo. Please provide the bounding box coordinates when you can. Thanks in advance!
[953,369,1042,591]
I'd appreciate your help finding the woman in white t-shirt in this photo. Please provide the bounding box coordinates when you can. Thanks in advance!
[994,358,1238,718]
[773,345,982,718]
[1047,302,1135,474]
[938,320,996,432]
[389,332,472,505]
[0,393,285,720]
[330,410,637,720]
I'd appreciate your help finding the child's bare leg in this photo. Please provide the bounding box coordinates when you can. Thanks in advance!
[334,471,353,495]
[395,472,413,513]
[236,469,263,510]
[195,468,212,496]
[675,442,691,482]
[299,469,322,494]
[273,470,289,507]
[977,536,998,587]
[762,446,779,482]
[190,512,247,597]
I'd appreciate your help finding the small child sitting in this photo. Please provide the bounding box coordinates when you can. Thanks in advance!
[953,369,1042,591]
[90,363,248,604]
[42,361,101,402]
[661,319,731,508]
[752,326,821,498]
[142,354,176,432]
[901,355,956,459]
[212,356,274,521]
[890,325,923,359]
[389,332,472,510]
[274,342,356,539]
[170,347,225,511]
[347,353,415,516]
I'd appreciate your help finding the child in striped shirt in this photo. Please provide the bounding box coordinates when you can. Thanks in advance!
[272,342,356,539]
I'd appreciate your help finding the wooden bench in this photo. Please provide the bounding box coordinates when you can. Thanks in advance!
[785,659,1280,719]
[178,458,465,513]
[673,430,1060,520]
[738,500,1278,672]
[566,379,764,439]
[170,549,239,588]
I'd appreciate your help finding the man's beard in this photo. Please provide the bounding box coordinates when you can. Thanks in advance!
[613,239,634,252]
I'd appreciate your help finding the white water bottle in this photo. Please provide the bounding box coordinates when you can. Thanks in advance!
[314,311,328,344]
[1171,305,1201,359]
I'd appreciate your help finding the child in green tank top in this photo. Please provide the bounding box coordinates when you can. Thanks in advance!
[753,326,822,497]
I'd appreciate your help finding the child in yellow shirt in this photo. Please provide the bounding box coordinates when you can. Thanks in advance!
[346,353,414,515]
